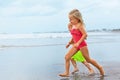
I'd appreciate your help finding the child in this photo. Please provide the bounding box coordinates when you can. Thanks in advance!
[59,9,104,77]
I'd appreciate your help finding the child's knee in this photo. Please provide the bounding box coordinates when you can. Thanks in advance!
[65,55,71,61]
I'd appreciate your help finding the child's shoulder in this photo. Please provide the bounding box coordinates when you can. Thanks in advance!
[77,23,84,29]
[77,23,82,26]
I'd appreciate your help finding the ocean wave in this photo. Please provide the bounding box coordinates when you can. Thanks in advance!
[0,32,119,39]
[0,32,120,49]
[0,43,66,48]
[0,33,71,39]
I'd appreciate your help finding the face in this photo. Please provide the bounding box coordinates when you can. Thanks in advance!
[69,15,79,25]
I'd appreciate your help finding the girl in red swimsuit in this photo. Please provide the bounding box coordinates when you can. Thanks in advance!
[59,9,105,77]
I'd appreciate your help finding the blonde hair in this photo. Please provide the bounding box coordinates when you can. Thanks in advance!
[69,9,84,25]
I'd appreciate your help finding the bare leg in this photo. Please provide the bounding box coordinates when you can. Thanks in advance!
[59,47,78,77]
[80,46,105,76]
[82,61,94,74]
[71,59,79,74]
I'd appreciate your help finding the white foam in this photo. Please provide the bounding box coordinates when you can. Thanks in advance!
[0,33,71,39]
[0,32,118,39]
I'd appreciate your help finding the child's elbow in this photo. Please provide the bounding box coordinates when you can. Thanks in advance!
[84,34,88,39]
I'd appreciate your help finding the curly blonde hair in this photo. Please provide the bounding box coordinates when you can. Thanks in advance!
[69,9,84,25]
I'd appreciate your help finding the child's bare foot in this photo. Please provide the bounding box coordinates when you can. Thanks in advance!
[99,66,105,76]
[71,68,79,74]
[59,73,69,77]
[88,69,95,76]
[89,69,95,74]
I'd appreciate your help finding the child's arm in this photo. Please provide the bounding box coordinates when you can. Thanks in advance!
[66,23,74,48]
[66,38,74,48]
[68,23,72,31]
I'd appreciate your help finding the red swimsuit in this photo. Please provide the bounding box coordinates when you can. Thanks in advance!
[70,28,87,50]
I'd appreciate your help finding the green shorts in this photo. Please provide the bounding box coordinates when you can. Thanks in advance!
[72,51,85,62]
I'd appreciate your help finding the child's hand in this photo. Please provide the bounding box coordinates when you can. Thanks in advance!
[66,44,70,48]
[73,43,79,48]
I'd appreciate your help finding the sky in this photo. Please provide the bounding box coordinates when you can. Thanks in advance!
[0,0,120,33]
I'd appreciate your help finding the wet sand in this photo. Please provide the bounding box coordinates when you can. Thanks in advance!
[59,62,120,80]
[0,46,120,80]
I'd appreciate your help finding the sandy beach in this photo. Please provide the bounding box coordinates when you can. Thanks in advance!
[0,31,120,80]
[59,62,120,80]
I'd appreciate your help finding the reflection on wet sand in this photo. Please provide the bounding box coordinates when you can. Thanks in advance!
[60,72,106,80]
